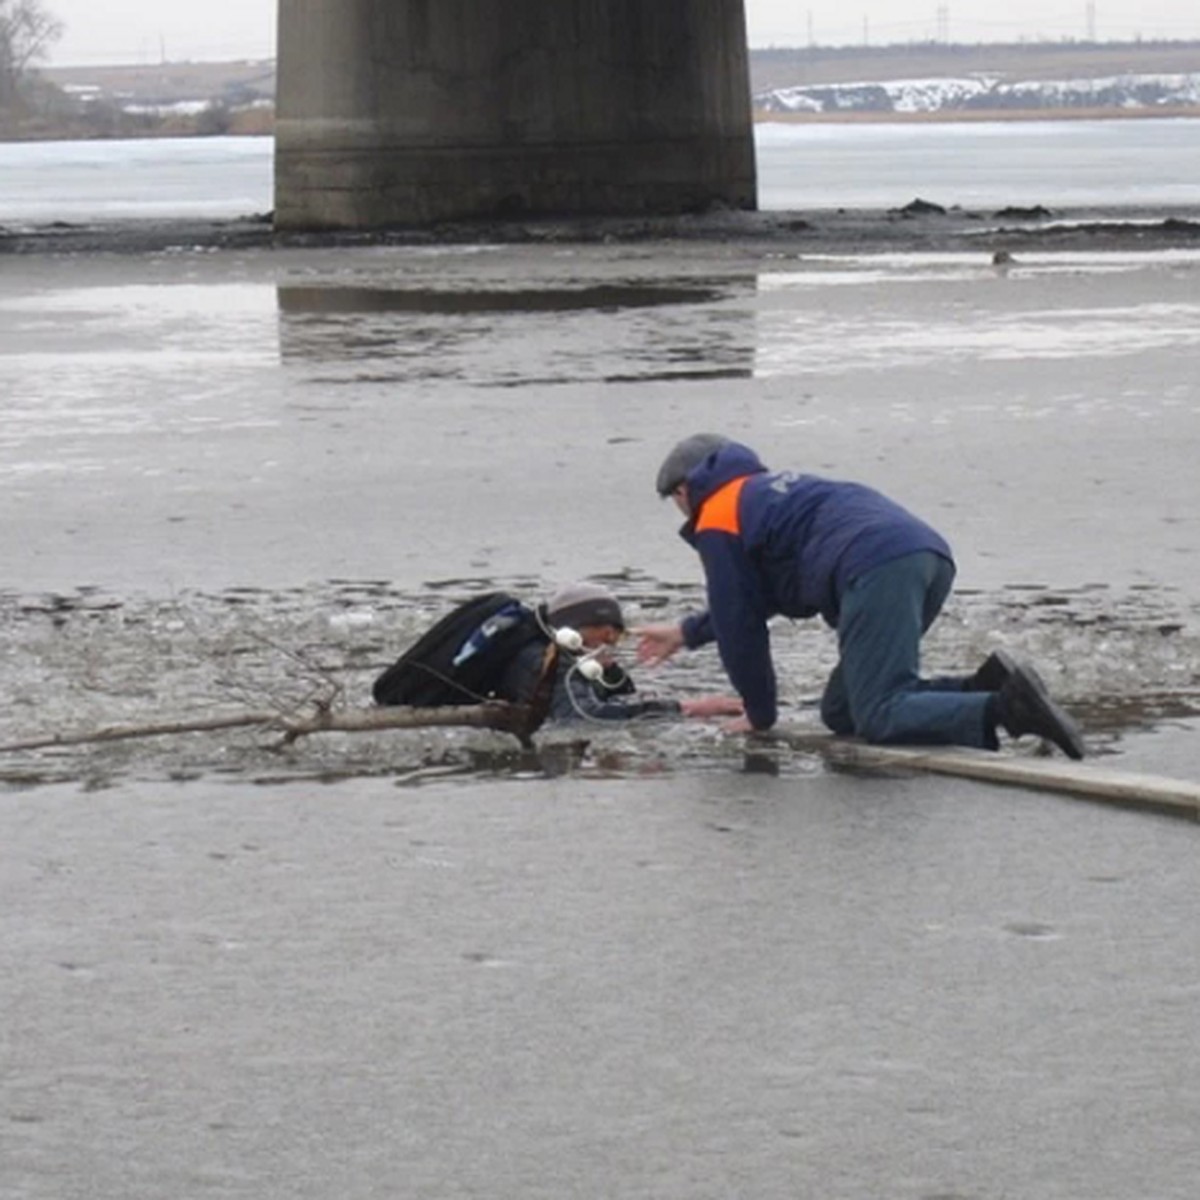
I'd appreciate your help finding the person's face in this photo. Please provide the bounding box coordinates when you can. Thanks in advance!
[671,484,689,516]
[578,624,623,661]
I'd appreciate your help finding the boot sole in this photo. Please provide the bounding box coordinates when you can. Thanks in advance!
[1009,663,1086,760]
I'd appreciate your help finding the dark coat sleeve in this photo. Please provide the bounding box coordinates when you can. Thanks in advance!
[681,609,715,648]
[695,528,778,730]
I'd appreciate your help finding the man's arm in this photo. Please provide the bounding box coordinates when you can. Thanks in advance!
[697,532,778,730]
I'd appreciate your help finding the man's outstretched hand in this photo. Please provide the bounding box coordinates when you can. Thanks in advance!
[633,623,685,666]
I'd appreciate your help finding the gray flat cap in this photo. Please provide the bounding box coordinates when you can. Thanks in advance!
[655,433,730,497]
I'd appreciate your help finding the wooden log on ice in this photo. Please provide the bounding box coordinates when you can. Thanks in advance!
[778,728,1200,820]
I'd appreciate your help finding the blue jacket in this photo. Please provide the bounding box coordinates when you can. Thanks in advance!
[677,442,953,730]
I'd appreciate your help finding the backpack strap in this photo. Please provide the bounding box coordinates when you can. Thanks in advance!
[511,641,561,746]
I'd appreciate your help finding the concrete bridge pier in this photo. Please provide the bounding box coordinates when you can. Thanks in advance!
[274,0,757,230]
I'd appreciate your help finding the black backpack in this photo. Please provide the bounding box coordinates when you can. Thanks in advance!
[372,591,549,708]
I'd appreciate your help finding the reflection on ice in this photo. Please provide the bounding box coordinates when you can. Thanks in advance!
[5,249,1197,403]
[275,276,757,384]
[276,282,726,314]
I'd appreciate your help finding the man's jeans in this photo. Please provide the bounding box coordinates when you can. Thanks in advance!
[819,551,994,748]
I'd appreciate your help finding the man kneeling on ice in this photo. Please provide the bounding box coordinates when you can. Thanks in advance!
[373,580,743,726]
[635,434,1085,759]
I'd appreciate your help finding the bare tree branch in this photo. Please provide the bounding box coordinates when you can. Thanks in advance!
[0,0,64,107]
[0,702,535,755]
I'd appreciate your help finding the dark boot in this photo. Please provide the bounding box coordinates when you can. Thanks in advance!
[995,661,1085,760]
[964,648,1018,692]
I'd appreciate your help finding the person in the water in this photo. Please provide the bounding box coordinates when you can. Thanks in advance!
[499,581,744,724]
[374,579,742,725]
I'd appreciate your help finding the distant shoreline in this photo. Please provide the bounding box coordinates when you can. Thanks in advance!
[13,40,1200,144]
[754,105,1200,125]
[5,204,1200,259]
[3,104,1199,145]
[0,109,272,144]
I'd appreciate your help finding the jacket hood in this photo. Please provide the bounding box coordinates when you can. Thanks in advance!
[683,440,768,515]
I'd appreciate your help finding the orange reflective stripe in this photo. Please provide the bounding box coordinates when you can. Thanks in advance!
[695,475,749,535]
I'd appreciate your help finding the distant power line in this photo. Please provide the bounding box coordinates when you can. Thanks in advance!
[752,8,1200,48]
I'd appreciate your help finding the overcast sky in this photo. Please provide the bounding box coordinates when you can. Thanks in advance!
[45,0,1200,67]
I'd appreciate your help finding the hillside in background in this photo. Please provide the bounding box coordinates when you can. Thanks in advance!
[16,41,1200,139]
[43,59,276,109]
[748,40,1200,90]
[15,59,276,139]
[750,40,1200,117]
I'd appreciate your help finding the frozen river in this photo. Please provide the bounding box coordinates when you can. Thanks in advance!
[2,117,1199,224]
[2,212,1199,1197]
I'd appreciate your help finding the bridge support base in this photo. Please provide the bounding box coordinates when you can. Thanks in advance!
[275,0,757,230]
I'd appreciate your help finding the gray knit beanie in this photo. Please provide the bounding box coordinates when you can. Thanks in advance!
[546,582,625,631]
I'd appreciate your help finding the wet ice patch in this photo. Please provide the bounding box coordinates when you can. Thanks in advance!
[751,256,1200,376]
[763,249,1200,282]
[1,574,1197,789]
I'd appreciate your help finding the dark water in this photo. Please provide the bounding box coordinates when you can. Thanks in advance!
[2,572,1198,790]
